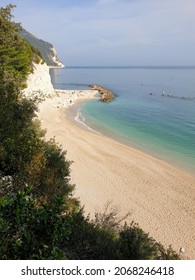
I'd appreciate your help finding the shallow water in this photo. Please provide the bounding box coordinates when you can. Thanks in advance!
[50,66,195,175]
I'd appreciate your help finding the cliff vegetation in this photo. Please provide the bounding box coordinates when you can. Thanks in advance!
[19,27,64,67]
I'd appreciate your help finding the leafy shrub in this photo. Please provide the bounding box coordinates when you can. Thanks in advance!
[0,188,69,259]
[117,223,180,260]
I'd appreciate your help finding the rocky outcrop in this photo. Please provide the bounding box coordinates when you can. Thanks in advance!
[89,84,115,102]
[49,47,64,68]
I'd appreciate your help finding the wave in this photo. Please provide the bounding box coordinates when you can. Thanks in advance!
[75,108,101,135]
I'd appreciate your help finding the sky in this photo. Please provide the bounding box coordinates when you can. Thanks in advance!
[1,0,195,66]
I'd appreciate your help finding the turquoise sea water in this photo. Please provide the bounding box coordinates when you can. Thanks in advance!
[50,67,195,175]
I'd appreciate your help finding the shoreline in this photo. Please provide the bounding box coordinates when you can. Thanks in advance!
[25,62,195,259]
[38,91,195,259]
[68,100,195,177]
[70,103,195,177]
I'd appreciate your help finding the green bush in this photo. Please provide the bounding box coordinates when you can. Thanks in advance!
[0,188,69,259]
[117,223,180,260]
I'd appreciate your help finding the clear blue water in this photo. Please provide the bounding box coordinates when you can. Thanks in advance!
[50,67,195,175]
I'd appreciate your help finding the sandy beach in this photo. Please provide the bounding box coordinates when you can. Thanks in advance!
[37,90,195,259]
[25,62,195,259]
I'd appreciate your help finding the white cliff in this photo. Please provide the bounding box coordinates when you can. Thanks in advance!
[22,62,55,99]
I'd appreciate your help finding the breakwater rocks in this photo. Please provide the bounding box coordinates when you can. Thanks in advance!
[149,92,195,101]
[161,92,195,101]
[89,84,115,102]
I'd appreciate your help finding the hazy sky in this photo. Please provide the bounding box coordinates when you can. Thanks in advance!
[1,0,195,66]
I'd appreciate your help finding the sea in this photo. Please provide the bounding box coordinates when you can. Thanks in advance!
[50,66,195,175]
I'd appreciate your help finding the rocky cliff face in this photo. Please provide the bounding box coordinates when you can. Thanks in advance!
[22,62,55,99]
[19,28,64,68]
[49,47,64,68]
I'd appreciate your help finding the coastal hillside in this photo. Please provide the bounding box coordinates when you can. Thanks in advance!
[19,27,64,68]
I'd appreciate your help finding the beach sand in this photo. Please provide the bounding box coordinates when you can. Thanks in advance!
[37,90,195,259]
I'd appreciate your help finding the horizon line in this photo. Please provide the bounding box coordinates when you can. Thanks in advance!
[64,65,195,69]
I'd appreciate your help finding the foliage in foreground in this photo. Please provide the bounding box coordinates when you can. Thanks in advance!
[0,188,180,260]
[0,66,74,203]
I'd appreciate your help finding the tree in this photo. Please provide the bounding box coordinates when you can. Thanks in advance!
[0,69,74,202]
[0,4,18,46]
[0,68,38,177]
[0,4,42,79]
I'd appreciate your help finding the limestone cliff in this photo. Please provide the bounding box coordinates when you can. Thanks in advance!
[22,62,55,99]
